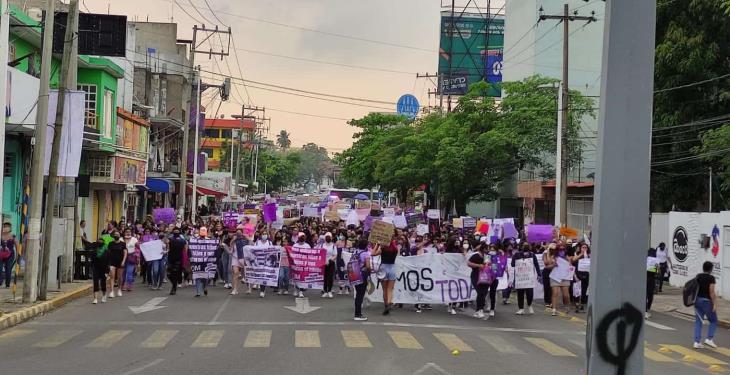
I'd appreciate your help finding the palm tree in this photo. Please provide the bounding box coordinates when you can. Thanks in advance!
[276,130,292,150]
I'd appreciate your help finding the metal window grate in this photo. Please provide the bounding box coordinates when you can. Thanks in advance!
[4,153,13,177]
[77,84,97,129]
[88,156,112,178]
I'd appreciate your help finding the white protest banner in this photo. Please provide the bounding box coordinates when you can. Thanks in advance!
[338,208,351,221]
[514,258,536,289]
[427,209,440,220]
[550,257,571,283]
[393,214,407,229]
[416,224,429,236]
[242,246,281,286]
[343,253,475,304]
[383,207,395,217]
[302,207,319,218]
[346,210,359,227]
[140,240,164,261]
[189,238,219,280]
[497,259,514,291]
[578,258,591,272]
[381,216,394,225]
[287,246,327,289]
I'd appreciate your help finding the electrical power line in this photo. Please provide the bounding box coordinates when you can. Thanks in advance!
[654,73,730,94]
[187,0,216,25]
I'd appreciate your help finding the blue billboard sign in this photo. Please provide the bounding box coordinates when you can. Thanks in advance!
[396,94,420,119]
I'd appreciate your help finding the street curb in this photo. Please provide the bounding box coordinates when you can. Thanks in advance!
[0,283,92,331]
[670,308,730,329]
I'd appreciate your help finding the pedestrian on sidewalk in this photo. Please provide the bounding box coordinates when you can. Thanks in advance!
[693,261,719,349]
[0,222,18,288]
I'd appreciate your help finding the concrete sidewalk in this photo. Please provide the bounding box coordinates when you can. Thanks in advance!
[0,278,91,330]
[652,285,730,328]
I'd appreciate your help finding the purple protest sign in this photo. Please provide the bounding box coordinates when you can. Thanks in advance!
[503,222,519,238]
[152,208,176,225]
[222,211,240,230]
[363,216,376,232]
[527,224,554,244]
[263,203,277,223]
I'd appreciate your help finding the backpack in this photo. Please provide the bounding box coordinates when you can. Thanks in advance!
[347,250,370,286]
[683,275,700,307]
[0,240,12,261]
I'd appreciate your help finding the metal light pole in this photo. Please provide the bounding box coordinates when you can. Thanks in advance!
[587,1,656,375]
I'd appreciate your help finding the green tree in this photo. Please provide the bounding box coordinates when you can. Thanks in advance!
[276,130,292,149]
[651,0,730,211]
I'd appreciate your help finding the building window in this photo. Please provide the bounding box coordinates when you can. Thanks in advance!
[204,129,219,138]
[88,156,112,178]
[220,129,232,139]
[103,89,113,138]
[3,153,13,177]
[77,84,97,129]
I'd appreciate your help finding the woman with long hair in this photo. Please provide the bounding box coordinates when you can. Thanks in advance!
[371,232,399,316]
[107,230,127,298]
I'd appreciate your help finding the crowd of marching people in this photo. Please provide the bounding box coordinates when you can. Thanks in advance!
[85,211,598,323]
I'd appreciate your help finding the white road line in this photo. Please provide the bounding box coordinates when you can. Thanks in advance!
[28,321,584,335]
[119,358,165,375]
[209,295,232,324]
[645,320,676,331]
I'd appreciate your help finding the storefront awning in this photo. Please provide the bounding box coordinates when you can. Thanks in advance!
[186,183,227,198]
[145,178,174,193]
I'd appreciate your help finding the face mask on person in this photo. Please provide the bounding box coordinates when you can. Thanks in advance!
[462,244,470,250]
[262,235,268,241]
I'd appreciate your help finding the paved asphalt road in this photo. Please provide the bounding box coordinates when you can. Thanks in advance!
[0,283,727,375]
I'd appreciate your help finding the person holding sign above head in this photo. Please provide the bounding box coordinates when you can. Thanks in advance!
[371,235,399,316]
[511,243,541,315]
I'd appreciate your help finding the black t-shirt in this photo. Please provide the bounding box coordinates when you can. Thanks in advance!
[697,273,716,299]
[381,242,398,264]
[469,252,485,286]
[168,236,187,263]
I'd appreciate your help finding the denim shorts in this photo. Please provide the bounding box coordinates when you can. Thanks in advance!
[378,263,397,281]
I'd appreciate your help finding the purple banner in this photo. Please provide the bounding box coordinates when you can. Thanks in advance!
[152,208,176,225]
[222,211,240,230]
[503,222,519,238]
[527,224,554,244]
[263,203,277,223]
[187,151,206,174]
[363,216,376,232]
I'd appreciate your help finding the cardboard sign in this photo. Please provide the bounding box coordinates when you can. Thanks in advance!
[559,227,580,239]
[325,210,340,222]
[452,218,463,228]
[369,220,395,245]
[427,209,440,220]
[578,258,591,272]
[416,224,429,236]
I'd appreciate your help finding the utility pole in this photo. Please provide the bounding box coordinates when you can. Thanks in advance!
[192,66,201,222]
[587,1,656,375]
[554,82,563,226]
[539,4,596,228]
[24,0,55,303]
[709,166,713,212]
[39,0,79,300]
[0,0,9,223]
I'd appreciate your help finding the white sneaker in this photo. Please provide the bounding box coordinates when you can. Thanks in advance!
[705,339,718,349]
[551,308,557,316]
[345,289,350,295]
[645,312,651,319]
[259,292,265,298]
[298,291,305,298]
[516,309,525,315]
[277,290,283,295]
[449,308,456,315]
[92,298,98,304]
[328,292,334,298]
[489,310,495,317]
[354,316,368,321]
[283,290,289,295]
[230,290,238,295]
[321,292,327,298]
[101,295,107,303]
[473,310,485,319]
[338,290,343,295]
[116,290,123,297]
[694,342,705,349]
[108,292,115,299]
[528,306,534,314]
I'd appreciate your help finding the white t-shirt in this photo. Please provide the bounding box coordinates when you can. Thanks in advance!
[323,242,337,260]
[294,242,311,249]
[255,240,273,247]
[125,237,138,253]
[656,248,668,264]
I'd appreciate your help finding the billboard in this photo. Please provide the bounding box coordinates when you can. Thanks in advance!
[438,11,504,97]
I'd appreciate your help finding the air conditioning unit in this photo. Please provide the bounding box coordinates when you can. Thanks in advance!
[27,8,43,22]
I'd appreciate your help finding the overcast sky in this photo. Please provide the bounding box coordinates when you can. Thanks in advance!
[85,0,505,153]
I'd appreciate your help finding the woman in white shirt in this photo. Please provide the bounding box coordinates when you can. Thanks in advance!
[253,231,273,298]
[322,232,338,298]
